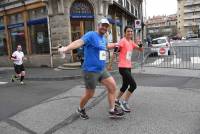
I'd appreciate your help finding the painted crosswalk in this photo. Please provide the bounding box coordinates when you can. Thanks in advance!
[175,40,198,43]
[150,58,164,65]
[145,56,200,69]
[191,57,200,64]
[0,82,8,85]
[170,58,182,64]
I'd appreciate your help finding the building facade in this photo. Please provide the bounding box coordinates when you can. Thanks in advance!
[145,15,177,39]
[177,0,200,37]
[0,0,143,67]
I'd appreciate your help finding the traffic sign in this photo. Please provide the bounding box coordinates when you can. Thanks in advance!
[158,47,169,56]
[135,19,141,29]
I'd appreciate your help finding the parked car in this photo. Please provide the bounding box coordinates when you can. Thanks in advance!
[150,36,172,56]
[182,36,186,40]
[186,33,198,39]
[172,35,182,40]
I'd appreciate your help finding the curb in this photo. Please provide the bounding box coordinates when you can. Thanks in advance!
[25,70,119,81]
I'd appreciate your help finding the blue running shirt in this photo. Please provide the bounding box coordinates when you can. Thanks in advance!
[81,31,108,72]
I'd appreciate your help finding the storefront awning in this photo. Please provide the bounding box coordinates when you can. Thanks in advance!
[8,23,24,29]
[27,18,47,26]
[70,13,94,19]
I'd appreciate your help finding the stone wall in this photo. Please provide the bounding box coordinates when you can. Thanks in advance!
[48,0,112,48]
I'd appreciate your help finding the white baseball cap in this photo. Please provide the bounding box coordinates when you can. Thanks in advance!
[98,18,110,25]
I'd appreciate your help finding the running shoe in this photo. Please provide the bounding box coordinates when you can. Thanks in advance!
[109,108,124,118]
[11,75,18,82]
[121,101,131,112]
[115,99,121,107]
[20,81,24,85]
[76,108,89,120]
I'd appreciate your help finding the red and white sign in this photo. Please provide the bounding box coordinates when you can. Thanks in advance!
[135,19,141,29]
[158,47,169,56]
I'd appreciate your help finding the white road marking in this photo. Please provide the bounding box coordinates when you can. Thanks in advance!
[171,58,182,64]
[0,82,8,85]
[191,57,200,64]
[151,58,164,65]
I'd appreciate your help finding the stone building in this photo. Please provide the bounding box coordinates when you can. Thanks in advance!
[177,0,200,37]
[145,14,177,39]
[0,0,143,67]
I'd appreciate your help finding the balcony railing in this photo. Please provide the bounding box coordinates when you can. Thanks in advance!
[184,15,200,20]
[184,8,200,13]
[184,1,200,6]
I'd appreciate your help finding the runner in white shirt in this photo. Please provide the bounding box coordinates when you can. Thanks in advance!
[11,45,27,84]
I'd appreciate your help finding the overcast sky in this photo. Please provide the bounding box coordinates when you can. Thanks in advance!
[144,0,177,18]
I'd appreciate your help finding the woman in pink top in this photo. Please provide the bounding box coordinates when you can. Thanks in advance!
[115,26,143,112]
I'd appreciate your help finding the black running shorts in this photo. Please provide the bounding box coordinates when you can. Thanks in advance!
[14,64,25,74]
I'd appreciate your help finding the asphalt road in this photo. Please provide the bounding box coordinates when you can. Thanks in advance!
[1,73,200,122]
[0,80,81,121]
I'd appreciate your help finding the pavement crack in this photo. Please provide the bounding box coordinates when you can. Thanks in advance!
[5,119,37,134]
[44,90,107,134]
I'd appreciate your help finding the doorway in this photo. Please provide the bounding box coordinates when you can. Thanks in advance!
[70,20,94,62]
[70,0,94,62]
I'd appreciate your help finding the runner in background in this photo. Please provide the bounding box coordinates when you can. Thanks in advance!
[11,45,27,85]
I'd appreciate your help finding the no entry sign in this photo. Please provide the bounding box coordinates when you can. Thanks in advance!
[158,47,169,56]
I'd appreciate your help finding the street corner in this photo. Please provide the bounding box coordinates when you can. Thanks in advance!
[2,85,106,134]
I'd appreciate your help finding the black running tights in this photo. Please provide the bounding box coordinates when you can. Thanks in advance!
[119,68,137,93]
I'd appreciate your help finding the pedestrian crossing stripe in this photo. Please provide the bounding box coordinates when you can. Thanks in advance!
[148,57,200,65]
[171,58,181,64]
[174,39,199,44]
[0,82,8,85]
[191,57,200,64]
[151,58,164,65]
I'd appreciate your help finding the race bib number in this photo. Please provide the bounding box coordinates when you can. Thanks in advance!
[99,50,106,61]
[126,51,132,61]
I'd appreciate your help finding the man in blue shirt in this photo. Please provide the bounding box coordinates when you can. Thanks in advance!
[59,18,124,119]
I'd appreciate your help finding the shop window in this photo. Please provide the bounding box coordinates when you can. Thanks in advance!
[9,13,23,24]
[0,31,7,56]
[8,13,26,53]
[126,0,130,11]
[28,7,47,20]
[70,0,94,19]
[29,24,49,54]
[135,9,138,17]
[131,5,134,14]
[118,0,123,5]
[10,27,26,54]
[0,17,3,26]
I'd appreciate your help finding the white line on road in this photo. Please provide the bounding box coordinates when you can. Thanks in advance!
[151,58,164,65]
[171,58,182,64]
[0,82,8,85]
[191,57,200,64]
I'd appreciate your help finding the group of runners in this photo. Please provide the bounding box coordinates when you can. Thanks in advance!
[10,18,143,119]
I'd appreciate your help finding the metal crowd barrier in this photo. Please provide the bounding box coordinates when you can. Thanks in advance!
[142,46,200,70]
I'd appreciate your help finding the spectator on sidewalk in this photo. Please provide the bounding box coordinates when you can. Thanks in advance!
[58,18,124,119]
